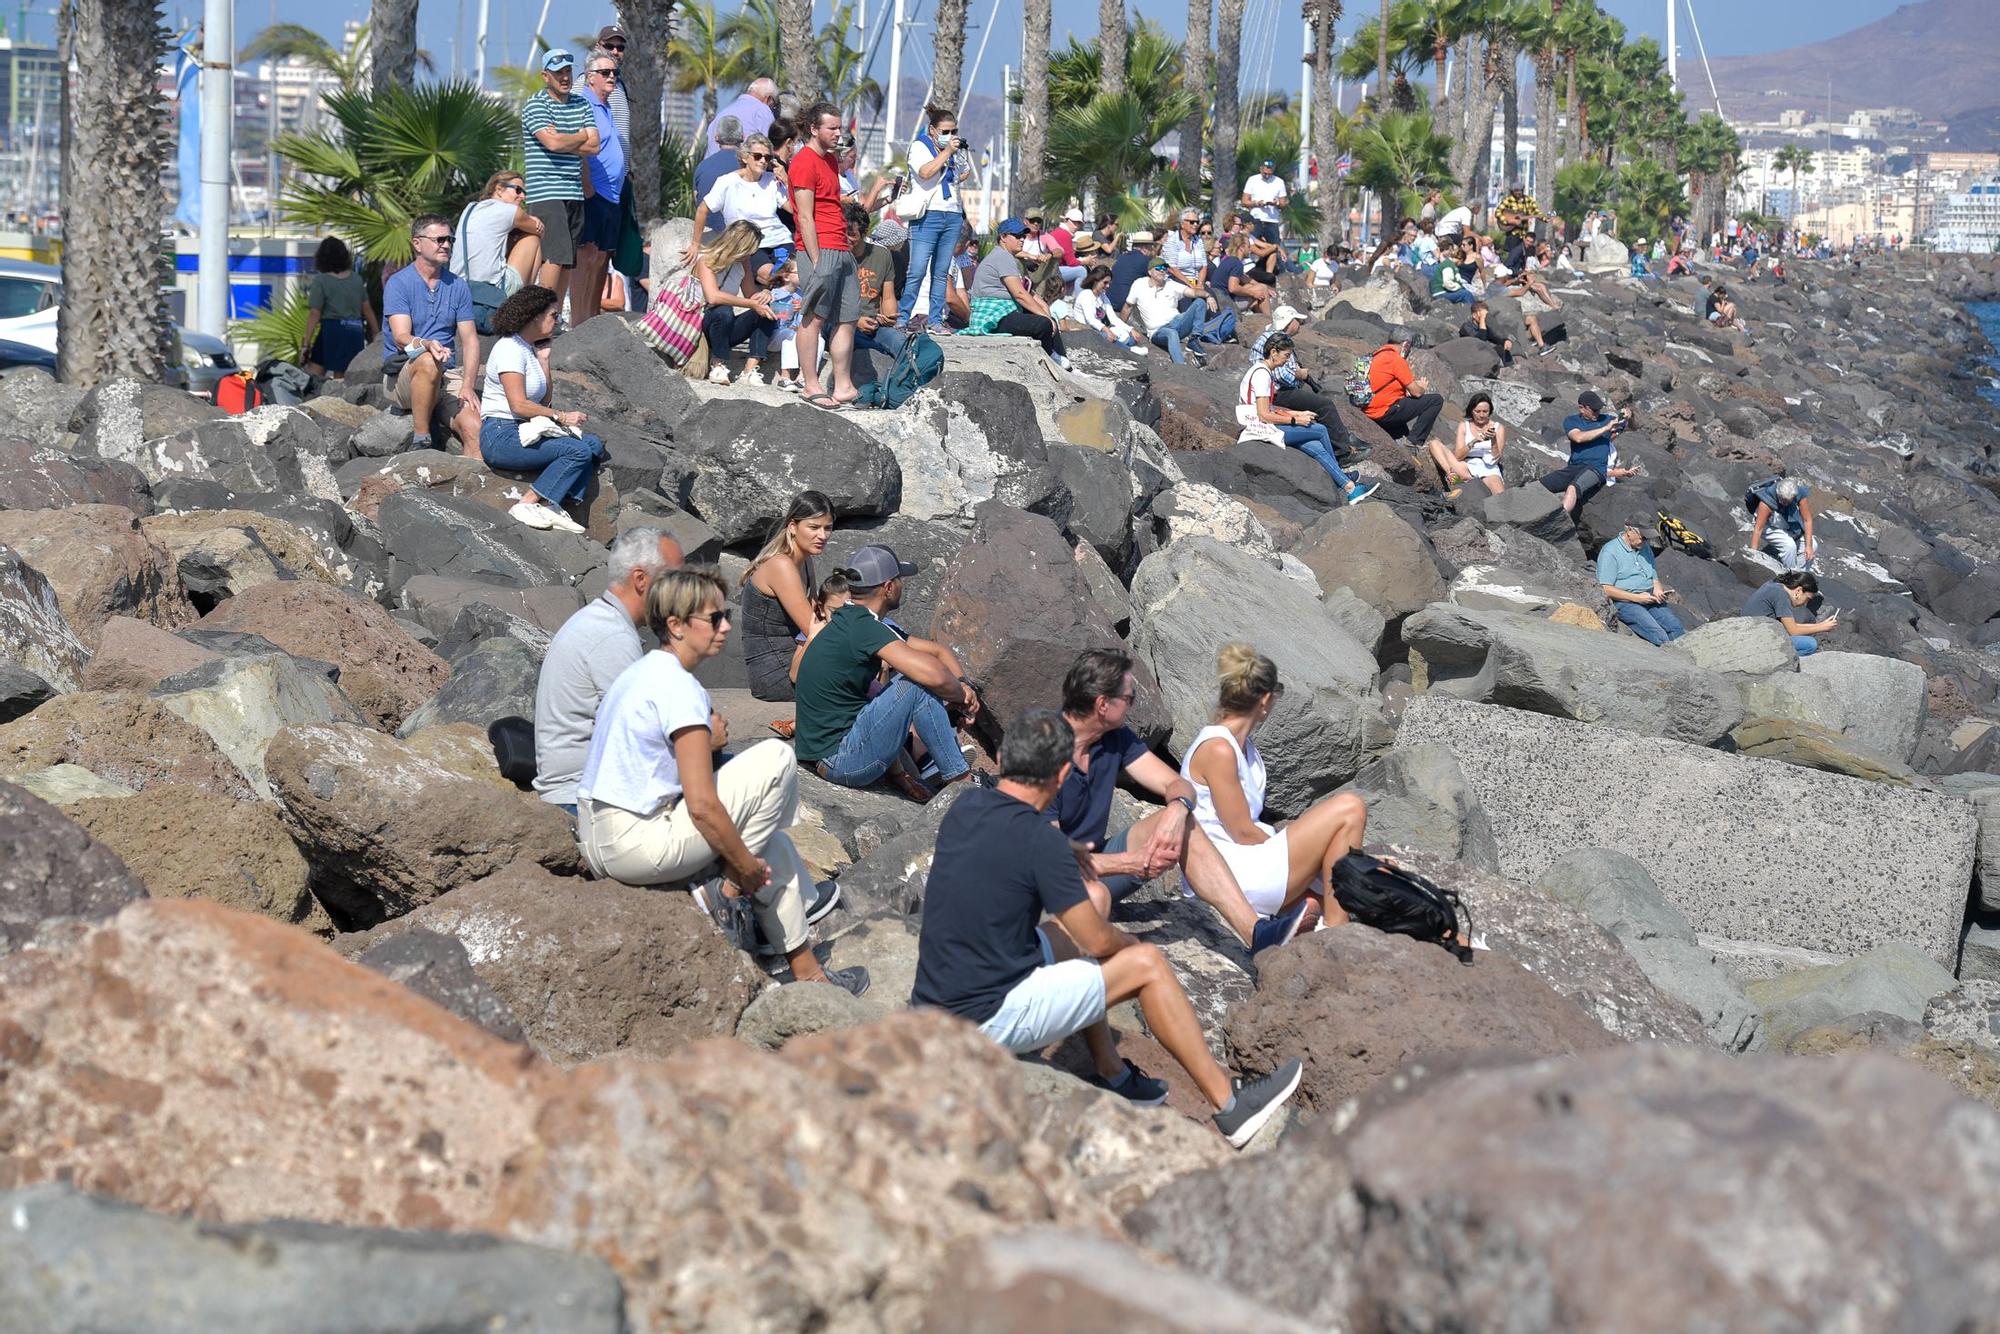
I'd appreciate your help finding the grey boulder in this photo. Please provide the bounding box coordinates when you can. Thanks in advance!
[1798,650,1928,763]
[1748,942,1960,1050]
[673,397,900,545]
[1671,615,1799,676]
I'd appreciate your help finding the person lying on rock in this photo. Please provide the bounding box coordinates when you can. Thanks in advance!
[1743,570,1839,657]
[792,543,978,801]
[1238,335,1377,506]
[1181,644,1371,944]
[575,567,865,995]
[1051,649,1293,961]
[1746,475,1817,572]
[476,284,608,533]
[1597,523,1686,645]
[911,705,1304,1147]
[1540,390,1639,518]
[1429,391,1507,497]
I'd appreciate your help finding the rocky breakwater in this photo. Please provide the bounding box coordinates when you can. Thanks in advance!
[7,229,2000,1325]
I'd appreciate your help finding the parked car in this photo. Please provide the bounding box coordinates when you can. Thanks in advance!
[0,337,56,373]
[0,256,242,399]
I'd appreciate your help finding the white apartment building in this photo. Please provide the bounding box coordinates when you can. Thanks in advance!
[1931,178,2000,254]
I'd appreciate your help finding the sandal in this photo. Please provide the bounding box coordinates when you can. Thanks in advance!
[803,393,849,412]
[768,718,796,739]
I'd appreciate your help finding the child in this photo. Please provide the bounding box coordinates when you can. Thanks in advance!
[766,258,803,392]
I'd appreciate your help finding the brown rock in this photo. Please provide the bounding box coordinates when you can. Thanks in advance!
[265,723,580,928]
[196,580,448,731]
[0,691,252,799]
[0,437,150,513]
[1223,923,1620,1112]
[1728,717,1919,785]
[65,785,324,931]
[398,722,518,789]
[339,862,761,1064]
[1547,600,1605,630]
[0,504,193,648]
[0,779,147,955]
[138,509,340,598]
[79,616,220,692]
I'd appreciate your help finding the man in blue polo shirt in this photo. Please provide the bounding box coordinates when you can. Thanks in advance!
[571,49,626,326]
[1596,523,1685,644]
[381,212,481,451]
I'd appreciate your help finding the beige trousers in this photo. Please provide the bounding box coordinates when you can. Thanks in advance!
[578,739,810,953]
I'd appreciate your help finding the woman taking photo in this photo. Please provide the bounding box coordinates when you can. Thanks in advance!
[696,220,779,386]
[1237,334,1376,506]
[740,490,835,703]
[1180,643,1372,935]
[301,237,377,378]
[1428,390,1508,496]
[577,568,867,996]
[476,284,606,533]
[896,104,968,334]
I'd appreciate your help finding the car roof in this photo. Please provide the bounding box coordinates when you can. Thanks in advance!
[0,257,59,282]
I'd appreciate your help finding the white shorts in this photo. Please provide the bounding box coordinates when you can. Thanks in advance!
[977,928,1108,1054]
[1464,455,1501,480]
[1197,823,1293,917]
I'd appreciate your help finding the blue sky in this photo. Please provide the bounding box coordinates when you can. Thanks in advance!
[131,0,1906,102]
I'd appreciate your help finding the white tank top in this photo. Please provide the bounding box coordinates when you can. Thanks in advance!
[1458,420,1497,464]
[1179,724,1267,845]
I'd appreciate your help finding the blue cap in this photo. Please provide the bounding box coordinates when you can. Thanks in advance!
[996,218,1028,238]
[1261,159,1276,167]
[541,48,575,71]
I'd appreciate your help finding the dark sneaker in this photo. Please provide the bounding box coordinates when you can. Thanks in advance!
[1250,900,1308,958]
[1085,1059,1170,1107]
[803,878,842,925]
[1213,1059,1304,1149]
[809,965,870,997]
[694,880,759,954]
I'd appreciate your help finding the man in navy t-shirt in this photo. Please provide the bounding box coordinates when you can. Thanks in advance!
[1107,231,1156,312]
[1539,389,1631,517]
[911,707,1302,1148]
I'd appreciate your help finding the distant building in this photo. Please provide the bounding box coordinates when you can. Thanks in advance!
[1931,178,2000,254]
[1926,151,2000,177]
[0,39,60,151]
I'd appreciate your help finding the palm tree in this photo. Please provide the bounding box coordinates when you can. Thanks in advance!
[1680,111,1739,239]
[61,0,173,387]
[1018,0,1052,210]
[1048,17,1183,114]
[668,1,745,130]
[931,0,968,109]
[1339,4,1428,114]
[240,22,371,93]
[1101,0,1128,99]
[1306,0,1345,249]
[1212,0,1247,215]
[1376,0,1390,105]
[1772,143,1814,221]
[1552,158,1612,223]
[1517,0,1561,217]
[618,0,676,218]
[1044,87,1199,221]
[369,0,419,94]
[1616,156,1684,237]
[1352,108,1454,222]
[1180,0,1210,193]
[819,7,884,121]
[777,0,818,101]
[721,0,783,79]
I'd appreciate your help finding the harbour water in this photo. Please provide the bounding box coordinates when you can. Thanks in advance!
[1974,301,2000,409]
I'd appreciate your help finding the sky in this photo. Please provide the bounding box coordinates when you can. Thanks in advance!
[124,0,1909,105]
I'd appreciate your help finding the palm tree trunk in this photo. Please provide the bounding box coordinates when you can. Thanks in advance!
[1211,0,1244,218]
[1375,0,1388,107]
[1180,0,1209,193]
[1434,37,1447,113]
[778,0,817,102]
[1501,57,1519,190]
[61,0,172,386]
[617,0,673,223]
[369,0,420,94]
[1532,49,1557,218]
[1017,0,1051,210]
[1311,0,1342,251]
[1452,35,1472,135]
[1564,55,1579,160]
[931,0,967,109]
[1100,0,1127,99]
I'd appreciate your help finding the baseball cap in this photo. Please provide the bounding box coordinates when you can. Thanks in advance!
[1148,258,1169,272]
[596,23,626,42]
[1261,158,1276,167]
[1128,230,1155,245]
[1271,304,1303,328]
[541,48,575,71]
[996,218,1028,237]
[1064,206,1084,223]
[1577,390,1606,412]
[841,545,918,588]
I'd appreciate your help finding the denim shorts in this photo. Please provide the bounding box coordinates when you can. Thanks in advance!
[977,928,1108,1054]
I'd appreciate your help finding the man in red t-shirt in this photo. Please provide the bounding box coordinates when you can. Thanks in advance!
[1363,326,1443,448]
[789,102,862,408]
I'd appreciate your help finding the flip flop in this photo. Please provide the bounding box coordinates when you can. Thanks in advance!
[803,393,848,412]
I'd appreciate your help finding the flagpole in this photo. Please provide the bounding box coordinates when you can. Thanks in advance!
[197,0,233,336]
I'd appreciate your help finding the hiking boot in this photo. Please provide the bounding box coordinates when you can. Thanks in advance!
[1250,899,1308,958]
[812,965,870,997]
[1213,1059,1304,1149]
[1085,1059,1170,1107]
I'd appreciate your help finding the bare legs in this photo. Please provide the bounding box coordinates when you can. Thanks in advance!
[1278,791,1368,926]
[1044,919,1234,1109]
[1121,806,1259,946]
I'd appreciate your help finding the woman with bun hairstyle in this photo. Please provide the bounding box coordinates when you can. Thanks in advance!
[1180,643,1370,935]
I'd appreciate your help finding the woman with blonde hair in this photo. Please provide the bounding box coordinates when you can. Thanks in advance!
[454,169,544,295]
[577,568,866,994]
[1180,643,1371,936]
[740,490,835,703]
[685,132,791,278]
[697,220,778,385]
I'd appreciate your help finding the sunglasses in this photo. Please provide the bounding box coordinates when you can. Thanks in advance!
[501,182,525,194]
[690,609,732,629]
[603,40,625,50]
[419,234,453,245]
[588,66,616,76]
[745,151,770,161]
[1199,229,1213,237]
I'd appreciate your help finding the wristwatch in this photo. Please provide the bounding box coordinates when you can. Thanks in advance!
[1174,796,1196,816]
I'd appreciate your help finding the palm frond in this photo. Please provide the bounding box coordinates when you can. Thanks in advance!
[230,288,314,365]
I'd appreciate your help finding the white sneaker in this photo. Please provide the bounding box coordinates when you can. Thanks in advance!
[739,369,767,386]
[545,507,587,535]
[707,365,733,385]
[508,500,556,530]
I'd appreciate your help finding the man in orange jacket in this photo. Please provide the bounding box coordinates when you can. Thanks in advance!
[1363,327,1444,447]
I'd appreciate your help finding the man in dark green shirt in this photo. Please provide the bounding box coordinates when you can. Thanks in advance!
[792,544,978,796]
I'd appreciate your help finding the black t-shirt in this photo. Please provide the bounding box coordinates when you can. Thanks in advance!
[1459,318,1503,348]
[911,786,1092,1022]
[1051,725,1150,850]
[1209,255,1246,298]
[1107,250,1149,311]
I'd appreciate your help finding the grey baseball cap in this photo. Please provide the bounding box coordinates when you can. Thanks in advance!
[841,544,918,588]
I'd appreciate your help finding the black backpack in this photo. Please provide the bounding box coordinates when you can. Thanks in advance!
[1330,851,1475,965]
[487,716,537,788]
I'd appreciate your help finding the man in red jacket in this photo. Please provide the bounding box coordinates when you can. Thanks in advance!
[1363,327,1444,447]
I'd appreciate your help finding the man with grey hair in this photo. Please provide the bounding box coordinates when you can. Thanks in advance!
[1746,474,1818,571]
[694,114,746,203]
[709,77,778,155]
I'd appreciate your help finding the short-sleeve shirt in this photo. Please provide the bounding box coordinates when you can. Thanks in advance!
[480,334,546,419]
[969,246,1023,301]
[1162,231,1207,277]
[576,651,714,817]
[1595,540,1657,593]
[704,171,790,247]
[583,87,625,202]
[911,786,1092,1022]
[787,144,848,252]
[521,89,592,202]
[1209,255,1246,298]
[1561,413,1614,473]
[380,265,473,366]
[1437,205,1473,238]
[855,242,895,310]
[533,595,642,806]
[693,147,741,206]
[307,271,364,320]
[1044,226,1078,266]
[1051,724,1151,850]
[1126,280,1183,335]
[1743,582,1796,622]
[792,603,899,763]
[1108,249,1149,310]
[1243,173,1288,223]
[456,198,520,285]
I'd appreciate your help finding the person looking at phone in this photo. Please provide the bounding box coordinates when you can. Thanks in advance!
[1597,523,1685,644]
[1540,389,1640,518]
[1743,570,1839,656]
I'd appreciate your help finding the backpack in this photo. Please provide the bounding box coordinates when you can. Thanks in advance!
[1330,851,1475,965]
[214,371,265,415]
[487,716,537,788]
[854,331,943,409]
[1344,354,1375,408]
[254,357,316,406]
[1656,510,1714,560]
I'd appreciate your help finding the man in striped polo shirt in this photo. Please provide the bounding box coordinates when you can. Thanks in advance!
[519,49,599,312]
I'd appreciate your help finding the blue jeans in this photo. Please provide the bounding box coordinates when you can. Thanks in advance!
[1791,634,1819,656]
[818,678,970,788]
[897,208,962,324]
[478,417,605,507]
[856,324,908,359]
[1283,423,1352,490]
[703,305,776,363]
[1149,302,1205,363]
[1436,286,1476,305]
[1615,601,1686,644]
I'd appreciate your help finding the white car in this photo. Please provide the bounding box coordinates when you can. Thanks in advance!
[0,256,242,399]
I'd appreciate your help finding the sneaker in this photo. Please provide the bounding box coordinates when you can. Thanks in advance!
[738,369,767,387]
[803,878,842,925]
[776,378,802,394]
[1213,1059,1304,1149]
[544,507,587,535]
[692,880,759,954]
[809,964,870,997]
[1250,899,1309,958]
[1085,1059,1170,1107]
[1345,481,1380,505]
[508,500,556,530]
[707,365,733,385]
[907,313,930,335]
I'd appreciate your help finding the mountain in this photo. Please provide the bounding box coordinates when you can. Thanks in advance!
[1699,0,2000,123]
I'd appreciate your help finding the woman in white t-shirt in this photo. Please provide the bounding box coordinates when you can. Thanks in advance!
[684,133,791,282]
[476,284,605,533]
[1237,334,1375,506]
[896,105,970,331]
[1074,267,1143,352]
[576,568,868,995]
